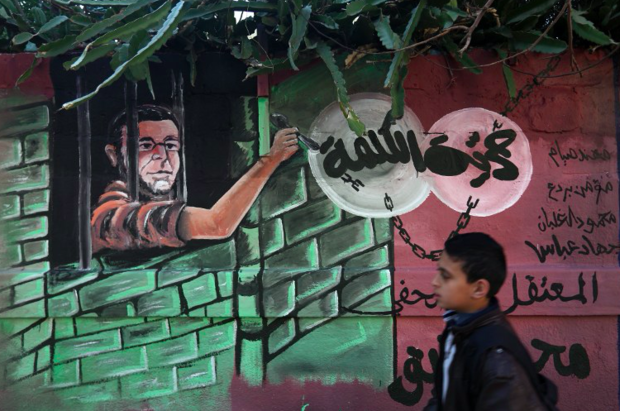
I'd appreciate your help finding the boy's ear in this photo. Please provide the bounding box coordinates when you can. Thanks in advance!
[471,279,491,300]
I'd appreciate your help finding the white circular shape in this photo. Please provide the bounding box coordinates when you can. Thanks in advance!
[308,93,430,218]
[423,107,533,217]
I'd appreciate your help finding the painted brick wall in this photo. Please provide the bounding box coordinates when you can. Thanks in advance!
[0,76,394,406]
[0,90,52,314]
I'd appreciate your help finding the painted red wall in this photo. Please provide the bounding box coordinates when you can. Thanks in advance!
[395,50,618,410]
[0,54,53,98]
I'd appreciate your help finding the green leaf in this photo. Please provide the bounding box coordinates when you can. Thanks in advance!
[511,30,568,53]
[75,0,155,43]
[572,11,616,45]
[232,36,253,59]
[92,0,172,47]
[128,28,149,55]
[0,0,18,15]
[38,15,68,35]
[442,36,482,74]
[12,32,33,45]
[290,0,302,13]
[373,14,402,50]
[144,61,155,100]
[437,10,456,29]
[311,14,339,30]
[63,43,116,70]
[31,7,47,27]
[304,36,318,49]
[62,0,186,110]
[384,0,427,88]
[110,43,129,71]
[443,5,467,18]
[496,49,516,99]
[505,0,556,24]
[390,59,408,119]
[13,15,70,46]
[15,56,38,86]
[128,60,148,81]
[316,40,365,137]
[71,1,170,70]
[36,35,77,58]
[346,0,387,16]
[187,48,197,87]
[288,5,311,71]
[70,14,93,26]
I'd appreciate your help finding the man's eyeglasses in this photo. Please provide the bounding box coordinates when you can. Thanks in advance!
[139,140,180,152]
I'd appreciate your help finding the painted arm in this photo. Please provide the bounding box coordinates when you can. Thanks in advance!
[178,128,298,241]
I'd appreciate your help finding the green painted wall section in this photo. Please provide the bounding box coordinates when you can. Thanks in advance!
[0,60,394,409]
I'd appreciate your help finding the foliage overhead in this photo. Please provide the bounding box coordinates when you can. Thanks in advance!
[1,0,618,134]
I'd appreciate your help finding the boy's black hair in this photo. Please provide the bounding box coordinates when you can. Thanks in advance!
[444,232,506,298]
[108,104,180,148]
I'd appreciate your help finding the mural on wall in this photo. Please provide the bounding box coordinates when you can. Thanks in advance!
[0,49,619,411]
[91,103,298,252]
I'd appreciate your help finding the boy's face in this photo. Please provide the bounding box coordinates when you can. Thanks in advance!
[432,252,489,313]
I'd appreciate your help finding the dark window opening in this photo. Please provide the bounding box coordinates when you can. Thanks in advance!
[49,53,257,268]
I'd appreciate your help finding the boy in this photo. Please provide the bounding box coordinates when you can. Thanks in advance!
[424,232,558,411]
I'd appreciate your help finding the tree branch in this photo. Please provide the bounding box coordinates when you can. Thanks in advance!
[459,0,495,55]
[567,0,582,76]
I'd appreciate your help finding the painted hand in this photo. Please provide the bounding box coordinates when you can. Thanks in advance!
[269,128,299,163]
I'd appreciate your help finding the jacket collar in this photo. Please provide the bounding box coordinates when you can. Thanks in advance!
[445,298,503,339]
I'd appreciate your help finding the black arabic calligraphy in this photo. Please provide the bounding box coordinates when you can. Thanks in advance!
[532,339,591,379]
[548,139,612,168]
[504,272,598,314]
[547,179,613,205]
[320,122,520,188]
[388,345,438,406]
[525,234,620,263]
[393,280,437,314]
[537,206,617,234]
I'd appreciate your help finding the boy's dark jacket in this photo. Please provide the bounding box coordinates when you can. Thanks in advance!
[423,299,559,411]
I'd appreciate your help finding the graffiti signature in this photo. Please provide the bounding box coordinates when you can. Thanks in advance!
[548,139,612,168]
[525,234,620,263]
[537,206,617,234]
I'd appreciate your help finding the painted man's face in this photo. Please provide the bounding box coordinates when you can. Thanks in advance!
[123,119,181,195]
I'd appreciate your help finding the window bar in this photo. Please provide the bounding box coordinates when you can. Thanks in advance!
[125,80,140,201]
[76,74,92,270]
[173,72,187,201]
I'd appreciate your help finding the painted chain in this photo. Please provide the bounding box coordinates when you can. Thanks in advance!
[384,193,480,261]
[501,55,562,117]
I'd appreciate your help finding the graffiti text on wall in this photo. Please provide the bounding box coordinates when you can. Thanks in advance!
[388,338,591,406]
[321,125,520,188]
[504,272,598,314]
[548,139,613,168]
